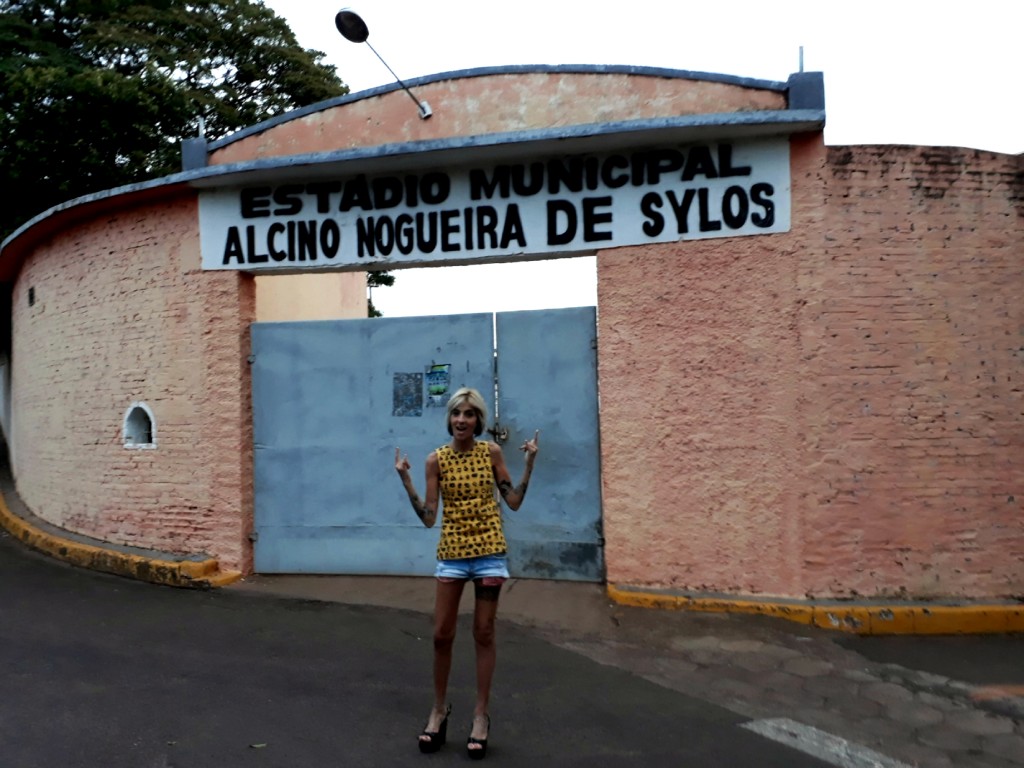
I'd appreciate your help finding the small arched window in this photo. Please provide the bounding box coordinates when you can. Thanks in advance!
[123,402,156,449]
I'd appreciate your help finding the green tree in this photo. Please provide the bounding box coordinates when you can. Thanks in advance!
[367,269,394,318]
[0,0,393,314]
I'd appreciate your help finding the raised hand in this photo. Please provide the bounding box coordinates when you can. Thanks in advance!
[395,447,411,474]
[520,430,540,465]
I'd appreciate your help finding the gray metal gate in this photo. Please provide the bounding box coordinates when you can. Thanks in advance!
[251,307,603,581]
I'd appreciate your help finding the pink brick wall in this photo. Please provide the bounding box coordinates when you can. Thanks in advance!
[801,146,1023,598]
[11,196,256,571]
[598,142,1023,599]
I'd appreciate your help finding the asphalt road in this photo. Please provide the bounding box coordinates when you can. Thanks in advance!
[0,528,832,768]
[836,633,1024,687]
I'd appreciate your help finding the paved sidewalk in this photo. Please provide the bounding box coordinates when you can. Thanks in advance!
[232,574,1024,768]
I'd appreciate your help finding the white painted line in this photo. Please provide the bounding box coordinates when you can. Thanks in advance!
[741,718,913,768]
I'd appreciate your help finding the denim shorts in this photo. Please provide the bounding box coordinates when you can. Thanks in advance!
[435,553,510,585]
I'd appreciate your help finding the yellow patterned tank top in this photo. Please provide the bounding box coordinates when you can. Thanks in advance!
[436,442,507,560]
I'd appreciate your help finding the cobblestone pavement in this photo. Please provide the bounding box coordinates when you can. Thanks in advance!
[537,604,1024,768]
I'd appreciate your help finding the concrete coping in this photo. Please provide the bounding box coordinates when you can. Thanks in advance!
[608,584,1024,636]
[0,461,239,589]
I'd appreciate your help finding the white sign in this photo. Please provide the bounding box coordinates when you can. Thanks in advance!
[199,137,791,271]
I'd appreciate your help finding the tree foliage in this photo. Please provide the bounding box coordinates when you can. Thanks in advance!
[0,0,347,240]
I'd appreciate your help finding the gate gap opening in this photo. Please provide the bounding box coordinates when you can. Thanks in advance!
[370,255,596,319]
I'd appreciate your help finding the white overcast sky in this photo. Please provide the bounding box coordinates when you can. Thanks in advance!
[262,0,1022,317]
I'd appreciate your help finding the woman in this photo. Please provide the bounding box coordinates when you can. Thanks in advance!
[395,386,539,759]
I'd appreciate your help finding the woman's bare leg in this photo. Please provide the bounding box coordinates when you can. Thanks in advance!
[422,579,465,739]
[469,580,501,747]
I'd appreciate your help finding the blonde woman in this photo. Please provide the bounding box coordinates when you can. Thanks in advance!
[395,387,539,760]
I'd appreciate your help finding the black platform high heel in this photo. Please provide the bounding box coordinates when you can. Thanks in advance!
[418,703,451,753]
[466,714,490,760]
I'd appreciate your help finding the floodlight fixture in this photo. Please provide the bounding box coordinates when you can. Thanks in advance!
[335,8,432,120]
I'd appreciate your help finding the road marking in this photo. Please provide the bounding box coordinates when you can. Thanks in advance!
[741,718,913,768]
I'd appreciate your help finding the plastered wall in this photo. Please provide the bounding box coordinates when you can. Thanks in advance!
[209,72,786,163]
[598,143,1023,599]
[11,197,256,570]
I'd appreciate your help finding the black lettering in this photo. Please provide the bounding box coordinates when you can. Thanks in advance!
[223,227,244,264]
[682,146,718,181]
[396,214,415,254]
[512,163,545,196]
[750,183,775,227]
[646,150,684,184]
[440,209,460,252]
[404,176,419,207]
[477,206,499,248]
[272,184,304,216]
[372,177,404,209]
[547,157,585,194]
[547,200,577,246]
[320,220,340,258]
[306,181,341,213]
[584,157,601,190]
[375,216,395,256]
[697,188,722,232]
[340,175,373,212]
[416,212,438,252]
[470,167,511,200]
[631,152,648,186]
[718,144,751,177]
[640,193,665,236]
[241,187,271,218]
[500,204,526,249]
[296,220,318,260]
[463,208,474,250]
[421,173,450,205]
[245,226,268,263]
[582,196,613,242]
[268,223,288,261]
[666,189,696,234]
[601,155,630,188]
[722,186,749,229]
[357,217,374,257]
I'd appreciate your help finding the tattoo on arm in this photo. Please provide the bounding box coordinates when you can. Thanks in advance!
[412,499,429,522]
[498,479,528,499]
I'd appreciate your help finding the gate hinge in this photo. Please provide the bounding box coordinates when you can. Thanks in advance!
[248,530,259,542]
[247,354,256,364]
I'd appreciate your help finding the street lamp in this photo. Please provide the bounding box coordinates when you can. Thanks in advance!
[335,8,432,120]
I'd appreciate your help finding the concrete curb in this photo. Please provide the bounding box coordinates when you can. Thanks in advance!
[607,584,1024,636]
[0,490,241,590]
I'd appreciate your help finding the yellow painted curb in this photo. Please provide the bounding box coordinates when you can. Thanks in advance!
[607,584,1024,636]
[0,491,240,589]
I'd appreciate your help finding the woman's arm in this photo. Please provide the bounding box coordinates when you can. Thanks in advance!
[395,447,440,527]
[491,430,539,511]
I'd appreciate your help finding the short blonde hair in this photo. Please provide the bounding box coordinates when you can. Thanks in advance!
[445,387,488,437]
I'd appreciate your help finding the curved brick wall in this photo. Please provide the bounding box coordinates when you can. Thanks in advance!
[10,196,255,570]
